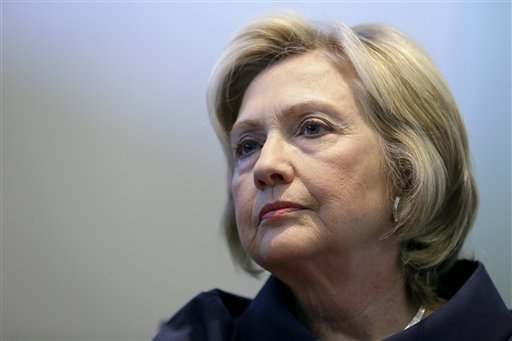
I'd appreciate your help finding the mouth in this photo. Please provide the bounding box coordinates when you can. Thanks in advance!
[258,201,307,222]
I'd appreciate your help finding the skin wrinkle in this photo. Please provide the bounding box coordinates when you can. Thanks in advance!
[231,51,416,339]
[208,17,479,323]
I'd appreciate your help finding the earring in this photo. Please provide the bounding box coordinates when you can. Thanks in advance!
[393,196,401,223]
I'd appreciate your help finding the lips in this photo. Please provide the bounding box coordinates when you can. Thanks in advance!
[258,201,306,222]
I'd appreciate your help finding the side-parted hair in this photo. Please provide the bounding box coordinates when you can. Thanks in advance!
[207,13,478,308]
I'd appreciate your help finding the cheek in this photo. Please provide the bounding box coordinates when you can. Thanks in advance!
[231,175,260,255]
[231,174,254,226]
[311,150,387,212]
[309,154,356,193]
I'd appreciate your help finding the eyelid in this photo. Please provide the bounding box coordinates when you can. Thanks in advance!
[232,134,263,160]
[231,132,260,149]
[230,119,260,147]
[296,114,334,134]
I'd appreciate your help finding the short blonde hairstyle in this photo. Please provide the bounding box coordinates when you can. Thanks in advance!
[207,14,478,308]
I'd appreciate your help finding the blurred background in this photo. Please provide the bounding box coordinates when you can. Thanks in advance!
[2,2,510,340]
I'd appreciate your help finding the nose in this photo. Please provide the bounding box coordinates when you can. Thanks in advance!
[253,134,295,190]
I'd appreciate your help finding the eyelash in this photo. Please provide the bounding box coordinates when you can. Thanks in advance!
[297,117,331,137]
[233,136,262,160]
[233,116,332,160]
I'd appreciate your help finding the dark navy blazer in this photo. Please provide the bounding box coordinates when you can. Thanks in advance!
[154,260,512,340]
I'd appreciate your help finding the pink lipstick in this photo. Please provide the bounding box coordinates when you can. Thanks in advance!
[258,201,306,221]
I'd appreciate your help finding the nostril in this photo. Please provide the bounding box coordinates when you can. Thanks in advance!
[252,143,294,189]
[254,172,286,190]
[255,179,267,190]
[270,173,285,182]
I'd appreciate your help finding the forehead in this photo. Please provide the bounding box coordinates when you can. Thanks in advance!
[235,51,359,124]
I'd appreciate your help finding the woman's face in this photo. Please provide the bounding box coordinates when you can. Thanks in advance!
[230,51,395,272]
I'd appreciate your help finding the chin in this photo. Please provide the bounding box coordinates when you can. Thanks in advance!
[253,225,317,268]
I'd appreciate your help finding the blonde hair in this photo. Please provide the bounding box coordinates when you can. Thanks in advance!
[207,14,478,308]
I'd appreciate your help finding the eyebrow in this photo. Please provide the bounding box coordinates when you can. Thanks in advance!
[279,100,335,118]
[230,100,341,143]
[229,120,260,145]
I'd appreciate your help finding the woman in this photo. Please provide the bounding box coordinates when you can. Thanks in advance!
[155,14,512,340]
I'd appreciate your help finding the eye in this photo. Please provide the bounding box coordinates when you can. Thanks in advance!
[304,123,323,135]
[234,138,261,159]
[299,118,329,137]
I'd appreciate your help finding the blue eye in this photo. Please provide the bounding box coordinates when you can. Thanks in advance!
[304,124,322,135]
[300,119,328,137]
[235,139,261,159]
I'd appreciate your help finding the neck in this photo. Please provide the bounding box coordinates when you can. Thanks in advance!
[272,246,417,340]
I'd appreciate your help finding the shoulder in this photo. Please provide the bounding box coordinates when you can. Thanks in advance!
[388,260,512,340]
[153,276,317,341]
[153,289,251,341]
[437,261,512,338]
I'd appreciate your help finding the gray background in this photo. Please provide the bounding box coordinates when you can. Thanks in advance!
[2,2,510,340]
